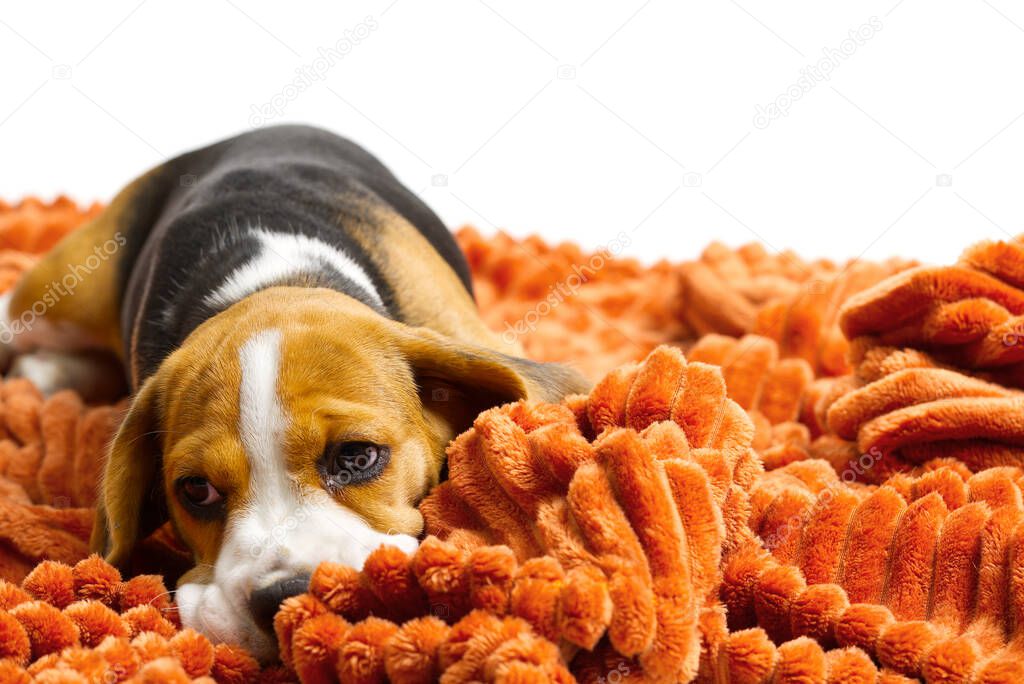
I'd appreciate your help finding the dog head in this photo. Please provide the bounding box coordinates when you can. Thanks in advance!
[90,287,587,659]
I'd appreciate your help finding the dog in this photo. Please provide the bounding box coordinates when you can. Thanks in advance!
[0,125,589,659]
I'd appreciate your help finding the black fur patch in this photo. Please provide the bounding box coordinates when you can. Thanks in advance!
[118,125,471,384]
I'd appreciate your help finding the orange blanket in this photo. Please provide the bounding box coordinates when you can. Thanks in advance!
[3,197,1024,682]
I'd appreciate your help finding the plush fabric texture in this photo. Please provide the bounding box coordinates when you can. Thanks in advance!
[4,197,1024,682]
[0,554,268,683]
[0,196,102,254]
[0,386,188,583]
[685,333,815,464]
[677,241,915,377]
[733,457,1024,682]
[458,227,688,381]
[763,238,1024,484]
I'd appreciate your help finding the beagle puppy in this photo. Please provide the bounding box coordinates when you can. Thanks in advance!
[0,125,588,659]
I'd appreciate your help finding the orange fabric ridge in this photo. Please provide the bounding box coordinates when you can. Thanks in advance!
[3,197,1024,682]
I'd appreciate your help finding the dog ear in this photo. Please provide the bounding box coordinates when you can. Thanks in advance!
[395,324,590,444]
[89,374,167,569]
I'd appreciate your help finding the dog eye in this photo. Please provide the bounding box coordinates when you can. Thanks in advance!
[177,476,224,510]
[320,442,390,487]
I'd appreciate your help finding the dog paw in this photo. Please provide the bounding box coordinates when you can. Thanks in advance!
[7,350,72,394]
[6,349,126,401]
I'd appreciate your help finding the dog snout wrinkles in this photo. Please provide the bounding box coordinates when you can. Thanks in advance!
[248,573,310,631]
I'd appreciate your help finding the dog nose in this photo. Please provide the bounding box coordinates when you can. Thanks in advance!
[248,574,310,631]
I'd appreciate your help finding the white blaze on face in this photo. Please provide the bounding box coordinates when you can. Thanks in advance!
[176,328,418,661]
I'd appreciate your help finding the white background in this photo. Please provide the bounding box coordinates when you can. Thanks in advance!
[1,1,1022,266]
